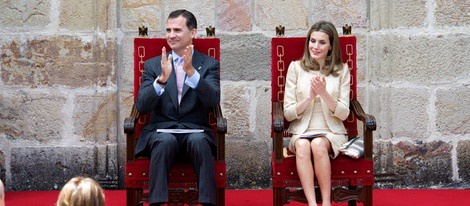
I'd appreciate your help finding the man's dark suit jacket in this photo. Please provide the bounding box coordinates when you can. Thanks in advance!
[135,49,220,158]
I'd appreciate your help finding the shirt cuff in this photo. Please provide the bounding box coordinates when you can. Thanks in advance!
[185,70,200,89]
[153,79,165,96]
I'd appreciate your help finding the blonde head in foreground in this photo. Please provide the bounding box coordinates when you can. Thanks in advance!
[0,179,4,206]
[56,177,105,206]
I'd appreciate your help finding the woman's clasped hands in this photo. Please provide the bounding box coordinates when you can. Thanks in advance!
[309,75,327,100]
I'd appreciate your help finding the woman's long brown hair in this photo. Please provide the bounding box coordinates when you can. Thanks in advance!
[300,21,342,76]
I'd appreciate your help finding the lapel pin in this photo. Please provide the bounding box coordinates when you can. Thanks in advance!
[197,66,202,70]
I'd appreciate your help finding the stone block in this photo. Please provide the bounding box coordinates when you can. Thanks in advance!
[117,141,127,188]
[369,33,470,85]
[370,0,427,30]
[0,0,51,29]
[10,147,95,190]
[60,0,94,30]
[457,140,470,182]
[94,144,119,189]
[375,140,453,188]
[355,86,366,137]
[121,2,161,32]
[98,0,118,31]
[435,0,470,27]
[436,87,470,134]
[395,141,453,187]
[355,32,367,84]
[1,35,116,87]
[123,0,160,8]
[369,87,430,139]
[219,34,270,81]
[373,141,396,188]
[60,0,116,31]
[95,37,118,85]
[120,87,135,120]
[73,92,118,143]
[254,0,308,30]
[221,81,271,140]
[226,140,271,188]
[0,90,66,141]
[164,0,215,32]
[311,0,368,28]
[218,0,252,32]
[121,35,135,85]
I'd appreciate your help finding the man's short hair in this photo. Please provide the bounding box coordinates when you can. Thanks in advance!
[168,9,197,30]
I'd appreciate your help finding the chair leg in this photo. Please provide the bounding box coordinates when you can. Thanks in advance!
[216,188,225,206]
[363,185,373,206]
[273,187,284,206]
[127,188,143,206]
[348,200,357,206]
[346,185,357,206]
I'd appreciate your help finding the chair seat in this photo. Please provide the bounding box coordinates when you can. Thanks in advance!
[125,159,227,189]
[272,153,374,188]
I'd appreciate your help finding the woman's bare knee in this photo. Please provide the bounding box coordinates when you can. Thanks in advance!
[310,138,329,157]
[295,139,311,158]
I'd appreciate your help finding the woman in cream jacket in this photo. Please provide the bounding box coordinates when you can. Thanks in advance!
[283,21,350,206]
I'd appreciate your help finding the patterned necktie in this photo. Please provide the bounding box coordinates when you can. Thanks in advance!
[175,57,185,104]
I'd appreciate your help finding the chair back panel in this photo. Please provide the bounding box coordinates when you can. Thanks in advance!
[271,36,358,137]
[133,38,221,139]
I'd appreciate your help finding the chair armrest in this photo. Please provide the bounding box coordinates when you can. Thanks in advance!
[350,100,376,159]
[124,104,139,134]
[273,102,284,133]
[125,104,140,161]
[213,104,227,134]
[213,104,226,162]
[272,102,285,161]
[350,100,376,132]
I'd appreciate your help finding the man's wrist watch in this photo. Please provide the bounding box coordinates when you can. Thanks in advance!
[156,76,167,85]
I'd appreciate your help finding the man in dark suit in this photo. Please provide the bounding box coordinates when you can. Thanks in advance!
[135,9,220,206]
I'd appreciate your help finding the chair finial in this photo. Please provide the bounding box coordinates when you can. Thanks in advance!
[206,26,216,38]
[138,26,148,37]
[276,25,285,37]
[342,24,352,35]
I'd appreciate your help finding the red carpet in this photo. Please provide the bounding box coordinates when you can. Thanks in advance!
[5,189,470,206]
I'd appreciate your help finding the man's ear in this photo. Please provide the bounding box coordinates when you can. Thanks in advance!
[190,28,197,39]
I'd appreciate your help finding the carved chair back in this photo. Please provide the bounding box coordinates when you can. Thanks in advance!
[271,36,358,138]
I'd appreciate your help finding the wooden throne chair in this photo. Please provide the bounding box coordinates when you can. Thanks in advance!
[124,37,227,206]
[271,35,376,206]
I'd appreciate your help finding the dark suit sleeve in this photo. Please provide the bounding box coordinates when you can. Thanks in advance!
[136,57,162,114]
[194,59,220,108]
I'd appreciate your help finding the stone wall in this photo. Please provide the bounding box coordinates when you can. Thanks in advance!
[0,0,120,190]
[0,0,468,190]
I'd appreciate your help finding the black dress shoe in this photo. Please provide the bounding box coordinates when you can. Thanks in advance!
[149,203,163,206]
[201,203,215,206]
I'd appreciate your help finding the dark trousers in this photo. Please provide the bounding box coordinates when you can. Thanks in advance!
[148,132,216,205]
